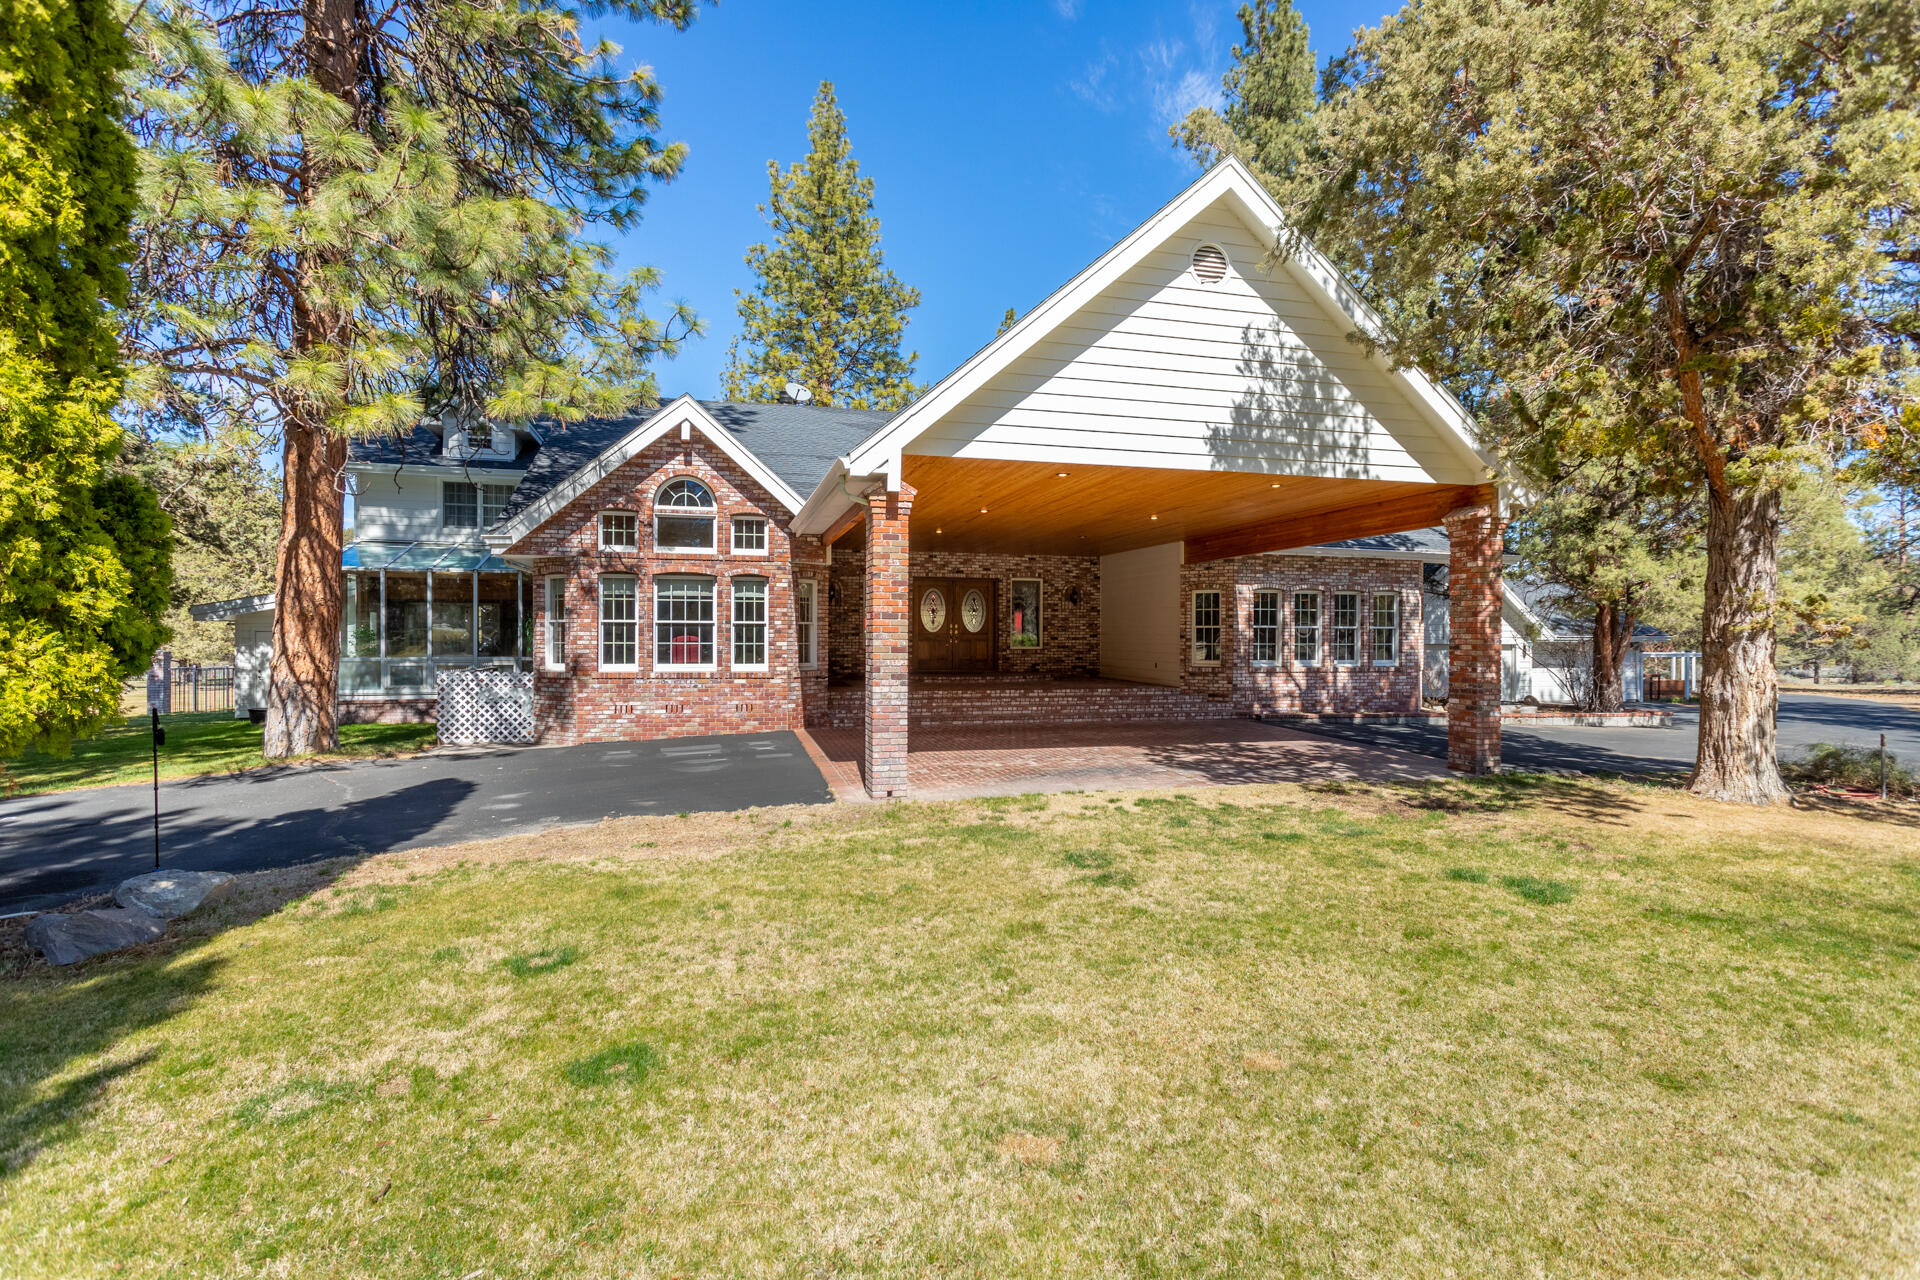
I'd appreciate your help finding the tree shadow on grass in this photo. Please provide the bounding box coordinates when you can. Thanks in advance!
[0,777,476,1180]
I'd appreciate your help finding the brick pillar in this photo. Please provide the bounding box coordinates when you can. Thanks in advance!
[863,483,916,798]
[1443,502,1503,774]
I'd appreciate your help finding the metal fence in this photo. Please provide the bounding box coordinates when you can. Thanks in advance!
[146,656,237,714]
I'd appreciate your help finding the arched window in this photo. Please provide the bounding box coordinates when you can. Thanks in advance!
[654,477,716,552]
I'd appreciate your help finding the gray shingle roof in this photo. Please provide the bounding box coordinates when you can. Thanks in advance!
[1312,527,1452,556]
[347,424,537,471]
[697,400,893,496]
[349,401,896,530]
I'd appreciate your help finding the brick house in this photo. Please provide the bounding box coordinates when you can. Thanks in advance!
[211,158,1512,795]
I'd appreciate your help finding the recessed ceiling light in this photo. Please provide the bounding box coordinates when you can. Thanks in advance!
[1270,482,1281,488]
[1056,471,1069,478]
[1150,514,1159,520]
[935,527,943,534]
[979,507,988,514]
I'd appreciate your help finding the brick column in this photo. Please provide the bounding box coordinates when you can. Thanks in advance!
[863,483,916,798]
[1443,502,1504,774]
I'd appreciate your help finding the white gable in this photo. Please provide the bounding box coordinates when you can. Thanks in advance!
[916,204,1470,482]
[832,159,1495,495]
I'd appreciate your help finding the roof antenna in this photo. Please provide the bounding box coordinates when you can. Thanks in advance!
[780,381,813,405]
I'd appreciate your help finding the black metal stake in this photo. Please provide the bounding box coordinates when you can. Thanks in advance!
[1882,732,1889,802]
[150,707,165,870]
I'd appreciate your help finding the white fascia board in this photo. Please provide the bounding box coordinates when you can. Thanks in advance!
[791,459,875,538]
[839,156,1501,488]
[487,396,806,550]
[348,462,528,483]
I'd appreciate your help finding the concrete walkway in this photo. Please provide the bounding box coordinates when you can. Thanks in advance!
[804,719,1449,801]
[0,732,830,915]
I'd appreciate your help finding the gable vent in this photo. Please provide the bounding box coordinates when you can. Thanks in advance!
[1190,243,1229,284]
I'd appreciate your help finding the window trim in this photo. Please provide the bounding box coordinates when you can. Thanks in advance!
[542,575,567,671]
[1191,589,1223,667]
[1331,591,1362,666]
[597,574,639,672]
[730,515,769,557]
[598,509,639,552]
[442,480,479,530]
[1250,590,1281,666]
[654,476,718,556]
[1370,592,1400,668]
[1292,590,1322,665]
[653,574,717,672]
[730,576,769,671]
[795,577,819,669]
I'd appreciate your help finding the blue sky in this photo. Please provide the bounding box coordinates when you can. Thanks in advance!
[601,0,1393,401]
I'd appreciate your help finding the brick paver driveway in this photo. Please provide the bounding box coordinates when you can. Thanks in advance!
[803,719,1449,800]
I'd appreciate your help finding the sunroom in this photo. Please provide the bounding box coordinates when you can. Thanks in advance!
[337,539,532,699]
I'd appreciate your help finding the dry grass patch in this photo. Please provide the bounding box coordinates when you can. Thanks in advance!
[3,774,1918,1279]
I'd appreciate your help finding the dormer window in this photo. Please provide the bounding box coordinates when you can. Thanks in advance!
[654,477,716,553]
[449,422,512,459]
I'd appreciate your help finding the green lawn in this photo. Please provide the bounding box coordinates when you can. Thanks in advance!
[2,777,1917,1277]
[1,711,439,795]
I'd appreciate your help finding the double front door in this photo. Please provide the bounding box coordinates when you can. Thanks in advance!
[913,577,995,674]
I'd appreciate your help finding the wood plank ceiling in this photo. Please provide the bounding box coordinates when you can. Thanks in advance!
[885,456,1483,559]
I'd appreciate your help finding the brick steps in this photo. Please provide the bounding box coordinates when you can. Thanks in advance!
[808,680,1241,729]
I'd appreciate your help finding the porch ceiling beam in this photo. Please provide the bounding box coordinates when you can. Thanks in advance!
[1182,483,1496,564]
[820,503,868,547]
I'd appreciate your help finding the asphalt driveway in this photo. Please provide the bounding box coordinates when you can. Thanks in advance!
[1284,692,1920,778]
[0,732,830,916]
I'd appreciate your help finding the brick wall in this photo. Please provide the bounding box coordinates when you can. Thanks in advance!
[1179,553,1425,715]
[824,534,1101,680]
[505,435,805,745]
[1442,505,1503,771]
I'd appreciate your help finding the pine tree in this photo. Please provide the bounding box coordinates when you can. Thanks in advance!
[722,82,920,410]
[1291,0,1918,803]
[0,0,173,765]
[995,308,1018,338]
[122,0,701,757]
[1172,0,1319,179]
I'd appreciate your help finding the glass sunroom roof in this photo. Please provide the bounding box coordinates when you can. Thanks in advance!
[342,540,518,574]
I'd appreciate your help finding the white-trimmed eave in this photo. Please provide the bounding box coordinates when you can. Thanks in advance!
[837,156,1501,490]
[485,395,807,551]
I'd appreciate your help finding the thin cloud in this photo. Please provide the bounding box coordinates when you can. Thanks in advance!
[1054,0,1080,18]
[1068,44,1119,112]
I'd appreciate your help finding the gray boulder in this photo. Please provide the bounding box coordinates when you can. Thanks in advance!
[25,907,167,966]
[115,869,235,919]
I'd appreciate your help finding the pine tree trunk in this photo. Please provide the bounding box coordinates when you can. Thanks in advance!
[1690,482,1791,804]
[264,419,346,756]
[1589,600,1627,713]
[263,0,359,759]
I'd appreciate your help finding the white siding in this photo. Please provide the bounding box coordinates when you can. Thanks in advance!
[349,469,523,542]
[1099,542,1182,686]
[915,207,1478,484]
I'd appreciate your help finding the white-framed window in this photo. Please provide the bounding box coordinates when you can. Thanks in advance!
[731,577,768,669]
[654,576,715,669]
[465,423,494,452]
[1192,590,1222,665]
[1250,591,1281,664]
[598,575,638,670]
[1331,592,1361,664]
[655,477,716,553]
[543,575,567,670]
[1371,593,1400,666]
[795,578,818,669]
[599,510,638,551]
[1292,591,1321,664]
[443,481,514,529]
[1009,578,1042,649]
[731,516,768,556]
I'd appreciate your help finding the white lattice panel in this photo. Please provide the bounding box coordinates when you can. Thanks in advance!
[437,669,536,745]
